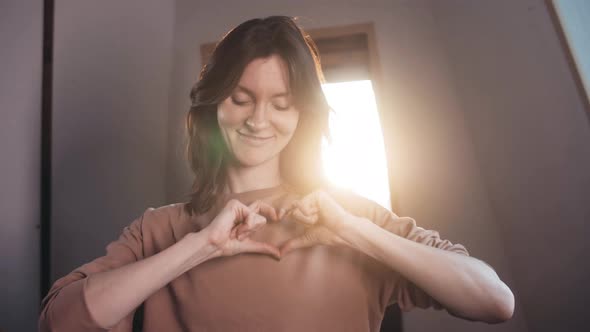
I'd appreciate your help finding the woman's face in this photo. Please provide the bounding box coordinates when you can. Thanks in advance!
[217,54,300,168]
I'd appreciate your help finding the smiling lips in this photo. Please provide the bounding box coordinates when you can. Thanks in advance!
[237,131,275,146]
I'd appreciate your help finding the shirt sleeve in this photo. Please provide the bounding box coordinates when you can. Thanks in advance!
[378,214,469,311]
[327,188,470,312]
[38,208,152,332]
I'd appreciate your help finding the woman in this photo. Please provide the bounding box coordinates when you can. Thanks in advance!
[39,16,514,331]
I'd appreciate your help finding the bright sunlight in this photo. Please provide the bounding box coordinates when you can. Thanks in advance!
[321,80,392,209]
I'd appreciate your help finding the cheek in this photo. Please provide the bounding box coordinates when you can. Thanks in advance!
[217,100,246,129]
[272,111,299,137]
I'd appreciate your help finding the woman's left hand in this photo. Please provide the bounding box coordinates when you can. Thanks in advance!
[278,190,353,256]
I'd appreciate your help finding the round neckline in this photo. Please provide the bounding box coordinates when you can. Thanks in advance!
[222,182,287,200]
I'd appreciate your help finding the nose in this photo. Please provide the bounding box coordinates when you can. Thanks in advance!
[245,102,270,131]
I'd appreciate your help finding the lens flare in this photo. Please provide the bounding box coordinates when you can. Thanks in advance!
[321,80,391,209]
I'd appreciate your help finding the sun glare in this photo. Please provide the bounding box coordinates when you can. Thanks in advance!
[321,80,392,210]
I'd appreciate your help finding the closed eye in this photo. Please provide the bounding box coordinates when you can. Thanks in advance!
[231,96,251,106]
[274,104,290,111]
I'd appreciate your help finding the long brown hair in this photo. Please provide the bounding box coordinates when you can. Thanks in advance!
[184,16,331,215]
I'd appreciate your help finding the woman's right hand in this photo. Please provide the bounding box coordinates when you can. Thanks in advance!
[202,199,281,260]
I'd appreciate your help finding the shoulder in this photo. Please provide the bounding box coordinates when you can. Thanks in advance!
[321,185,397,222]
[139,202,188,222]
[133,202,192,233]
[130,202,199,247]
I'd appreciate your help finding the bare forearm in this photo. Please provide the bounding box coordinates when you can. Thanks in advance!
[337,216,514,323]
[85,232,219,329]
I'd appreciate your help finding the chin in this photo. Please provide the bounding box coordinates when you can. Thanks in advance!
[233,151,277,168]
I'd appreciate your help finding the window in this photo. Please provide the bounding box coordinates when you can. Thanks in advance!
[550,0,590,109]
[309,23,392,210]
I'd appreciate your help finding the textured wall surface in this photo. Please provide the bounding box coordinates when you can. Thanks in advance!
[51,0,174,281]
[430,0,590,331]
[0,1,43,331]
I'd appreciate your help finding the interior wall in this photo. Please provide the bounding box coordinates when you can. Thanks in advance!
[429,0,590,331]
[166,1,524,331]
[0,1,42,331]
[51,0,175,281]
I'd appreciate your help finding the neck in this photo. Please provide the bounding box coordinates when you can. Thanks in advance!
[225,156,282,194]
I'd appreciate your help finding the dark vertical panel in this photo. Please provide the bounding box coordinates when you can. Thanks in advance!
[1,1,43,330]
[41,0,54,300]
[381,304,403,332]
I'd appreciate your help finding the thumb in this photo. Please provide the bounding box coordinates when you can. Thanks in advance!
[280,235,313,257]
[239,238,281,260]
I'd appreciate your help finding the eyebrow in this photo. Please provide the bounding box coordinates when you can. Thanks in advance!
[235,85,290,98]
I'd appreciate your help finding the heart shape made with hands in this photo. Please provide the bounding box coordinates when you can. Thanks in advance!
[232,192,348,259]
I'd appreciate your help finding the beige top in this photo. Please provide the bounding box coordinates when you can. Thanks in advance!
[39,184,469,331]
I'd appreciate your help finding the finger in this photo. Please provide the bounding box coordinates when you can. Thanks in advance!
[252,214,267,229]
[231,203,263,239]
[285,200,317,219]
[240,238,281,260]
[284,200,298,215]
[278,207,288,221]
[229,199,251,221]
[230,226,239,239]
[236,216,272,241]
[234,218,256,237]
[248,200,261,213]
[251,201,278,222]
[233,223,248,238]
[289,209,318,226]
[295,200,318,217]
[237,230,252,241]
[235,213,266,239]
[245,211,266,229]
[280,235,313,257]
